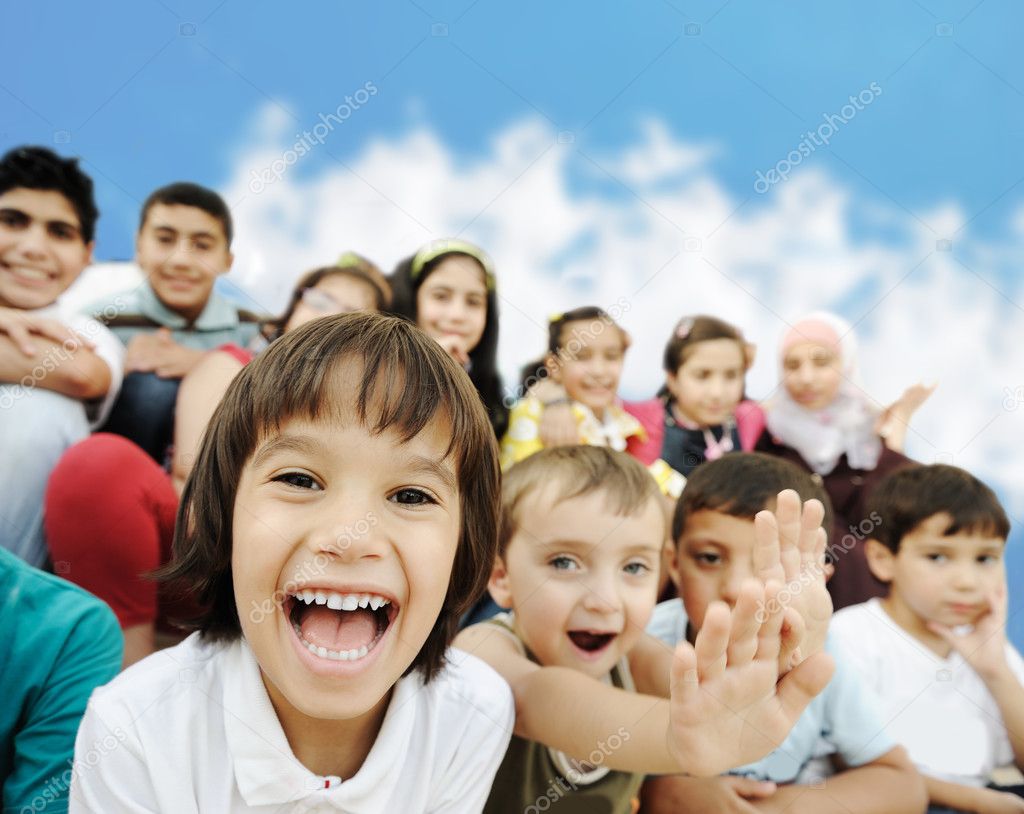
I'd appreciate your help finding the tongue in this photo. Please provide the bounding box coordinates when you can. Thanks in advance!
[300,606,377,652]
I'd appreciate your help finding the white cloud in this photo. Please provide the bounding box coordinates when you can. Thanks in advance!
[80,106,1024,513]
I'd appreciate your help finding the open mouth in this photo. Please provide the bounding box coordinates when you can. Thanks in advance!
[285,590,397,663]
[567,630,616,654]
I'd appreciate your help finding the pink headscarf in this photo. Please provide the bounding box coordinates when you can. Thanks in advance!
[765,312,882,475]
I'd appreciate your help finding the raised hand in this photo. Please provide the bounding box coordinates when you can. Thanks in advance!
[666,578,834,776]
[929,582,1010,681]
[753,490,832,670]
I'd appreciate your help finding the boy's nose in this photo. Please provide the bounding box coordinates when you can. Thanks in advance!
[307,506,386,563]
[17,224,50,259]
[581,581,619,615]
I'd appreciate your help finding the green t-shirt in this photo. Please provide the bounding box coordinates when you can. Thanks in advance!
[0,548,122,813]
[482,613,642,814]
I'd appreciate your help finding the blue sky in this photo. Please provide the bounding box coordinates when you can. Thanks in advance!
[5,1,1024,644]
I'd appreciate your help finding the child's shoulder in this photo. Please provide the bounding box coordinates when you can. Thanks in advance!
[829,597,883,635]
[437,648,515,715]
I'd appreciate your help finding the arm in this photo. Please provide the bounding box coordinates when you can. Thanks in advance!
[749,747,926,814]
[456,579,833,776]
[876,382,936,453]
[641,775,775,813]
[925,776,1024,813]
[171,349,245,495]
[0,333,111,399]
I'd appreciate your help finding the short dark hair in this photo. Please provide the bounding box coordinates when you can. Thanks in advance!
[867,464,1010,553]
[0,146,98,242]
[673,452,833,544]
[663,314,752,375]
[499,446,663,557]
[159,311,500,682]
[139,182,233,245]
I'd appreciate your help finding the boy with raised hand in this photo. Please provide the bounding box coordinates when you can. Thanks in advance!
[0,146,124,567]
[454,446,836,814]
[642,452,925,813]
[89,182,263,461]
[831,464,1024,814]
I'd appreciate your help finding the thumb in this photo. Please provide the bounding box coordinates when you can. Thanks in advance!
[157,327,173,342]
[776,651,834,721]
[725,776,777,799]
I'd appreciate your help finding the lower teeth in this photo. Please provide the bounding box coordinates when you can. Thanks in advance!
[292,622,377,662]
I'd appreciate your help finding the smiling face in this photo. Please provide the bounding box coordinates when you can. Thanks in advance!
[0,187,92,309]
[414,255,488,357]
[231,389,461,725]
[869,513,1006,635]
[549,320,626,418]
[135,202,233,321]
[284,274,380,333]
[782,341,843,411]
[489,486,663,678]
[665,338,746,427]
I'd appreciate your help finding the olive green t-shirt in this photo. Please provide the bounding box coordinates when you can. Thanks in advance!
[482,613,642,814]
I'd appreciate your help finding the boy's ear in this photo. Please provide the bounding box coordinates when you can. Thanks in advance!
[222,249,235,274]
[744,342,757,371]
[864,538,895,583]
[665,540,682,589]
[487,554,514,609]
[822,559,836,583]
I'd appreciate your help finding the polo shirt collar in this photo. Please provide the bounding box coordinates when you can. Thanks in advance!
[138,283,239,331]
[222,639,421,811]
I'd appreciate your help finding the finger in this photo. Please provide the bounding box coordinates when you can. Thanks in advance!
[726,580,763,666]
[753,511,785,584]
[775,490,802,583]
[799,499,826,571]
[6,323,37,356]
[725,776,777,800]
[694,601,730,681]
[776,651,835,721]
[779,607,806,670]
[71,329,96,350]
[755,580,785,665]
[669,639,700,707]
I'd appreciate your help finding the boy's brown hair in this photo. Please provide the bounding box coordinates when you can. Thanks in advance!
[867,463,1009,553]
[160,311,500,681]
[498,446,663,557]
[673,452,833,544]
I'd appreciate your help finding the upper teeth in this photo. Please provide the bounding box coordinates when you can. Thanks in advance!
[291,591,390,611]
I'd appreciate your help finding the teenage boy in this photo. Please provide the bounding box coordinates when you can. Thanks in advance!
[0,146,124,567]
[89,182,262,460]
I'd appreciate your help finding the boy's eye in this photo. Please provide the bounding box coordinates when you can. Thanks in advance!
[272,472,322,491]
[48,224,76,240]
[549,556,579,572]
[389,488,436,506]
[978,554,1000,565]
[623,561,650,576]
[925,553,947,563]
[694,552,721,566]
[0,210,28,229]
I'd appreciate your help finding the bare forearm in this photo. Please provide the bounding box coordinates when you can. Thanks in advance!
[926,775,989,812]
[512,666,680,774]
[0,335,110,399]
[986,666,1024,768]
[753,765,926,814]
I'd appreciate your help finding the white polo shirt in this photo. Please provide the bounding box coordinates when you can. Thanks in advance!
[69,633,514,812]
[830,598,1024,786]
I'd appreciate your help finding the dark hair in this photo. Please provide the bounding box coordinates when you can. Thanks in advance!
[389,241,508,437]
[271,255,392,340]
[139,182,233,245]
[867,464,1010,553]
[518,306,630,394]
[159,311,501,682]
[0,146,98,243]
[673,452,833,543]
[663,314,751,374]
[500,446,662,557]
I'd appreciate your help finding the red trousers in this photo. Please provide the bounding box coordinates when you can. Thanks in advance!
[45,433,179,629]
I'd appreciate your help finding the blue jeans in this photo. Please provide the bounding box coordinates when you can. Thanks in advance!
[0,386,89,568]
[100,371,181,463]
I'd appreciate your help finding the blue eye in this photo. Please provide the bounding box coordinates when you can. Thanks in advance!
[272,472,321,491]
[390,488,436,506]
[624,562,649,576]
[550,556,578,572]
